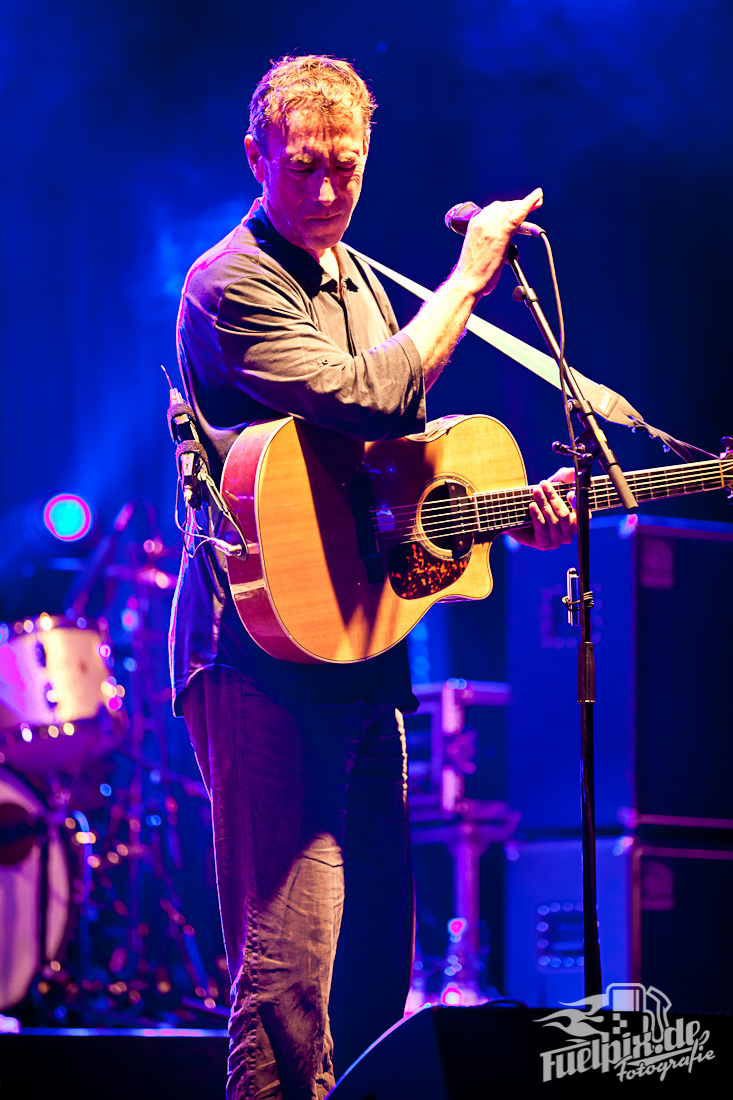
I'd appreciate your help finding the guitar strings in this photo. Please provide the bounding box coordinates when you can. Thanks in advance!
[368,461,728,546]
[368,459,725,527]
[372,480,722,544]
[369,466,723,533]
[400,459,726,523]
[371,460,726,524]
[375,477,722,546]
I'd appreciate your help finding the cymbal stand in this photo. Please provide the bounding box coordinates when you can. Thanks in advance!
[99,532,215,1008]
[60,515,219,1024]
[409,680,518,1005]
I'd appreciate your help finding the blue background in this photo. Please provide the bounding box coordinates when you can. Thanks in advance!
[2,0,732,531]
[2,0,732,1011]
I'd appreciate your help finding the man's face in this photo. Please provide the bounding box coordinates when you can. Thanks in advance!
[245,106,369,260]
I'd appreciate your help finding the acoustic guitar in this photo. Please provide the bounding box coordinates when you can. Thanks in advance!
[220,414,732,664]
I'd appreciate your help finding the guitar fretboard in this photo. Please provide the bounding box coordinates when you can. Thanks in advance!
[475,457,729,533]
[373,457,731,547]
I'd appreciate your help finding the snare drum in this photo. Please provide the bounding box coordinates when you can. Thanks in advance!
[0,766,71,1010]
[0,614,125,774]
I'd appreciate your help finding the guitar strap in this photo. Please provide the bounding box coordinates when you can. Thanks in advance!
[343,242,642,430]
[343,243,716,463]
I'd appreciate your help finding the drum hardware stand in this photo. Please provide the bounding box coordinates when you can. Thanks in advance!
[65,501,137,618]
[0,512,223,1026]
[116,746,209,803]
[71,807,94,981]
[11,521,222,1027]
[34,777,94,1008]
[38,819,50,981]
[71,528,220,1023]
[409,680,518,1005]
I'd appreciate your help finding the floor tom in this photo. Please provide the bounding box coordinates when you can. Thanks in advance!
[0,766,71,1010]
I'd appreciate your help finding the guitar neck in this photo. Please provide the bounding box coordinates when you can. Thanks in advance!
[478,457,730,533]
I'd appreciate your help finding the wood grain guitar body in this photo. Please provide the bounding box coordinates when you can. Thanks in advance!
[221,414,526,664]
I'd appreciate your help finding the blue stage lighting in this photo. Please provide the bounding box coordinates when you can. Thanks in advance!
[43,494,92,541]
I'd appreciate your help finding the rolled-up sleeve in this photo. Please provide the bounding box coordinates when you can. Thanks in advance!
[212,263,426,441]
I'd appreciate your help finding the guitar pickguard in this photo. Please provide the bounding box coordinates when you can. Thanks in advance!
[387,541,469,599]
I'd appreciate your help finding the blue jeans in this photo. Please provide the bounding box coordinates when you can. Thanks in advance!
[182,667,414,1099]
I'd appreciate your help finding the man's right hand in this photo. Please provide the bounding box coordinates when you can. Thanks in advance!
[403,187,544,388]
[453,188,544,300]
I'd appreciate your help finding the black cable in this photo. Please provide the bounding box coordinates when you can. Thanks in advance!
[539,232,578,464]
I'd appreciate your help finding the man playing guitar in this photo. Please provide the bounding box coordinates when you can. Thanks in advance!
[170,54,576,1100]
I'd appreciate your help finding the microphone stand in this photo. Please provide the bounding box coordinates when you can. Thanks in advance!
[506,242,638,1000]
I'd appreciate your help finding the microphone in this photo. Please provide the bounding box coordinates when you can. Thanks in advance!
[444,201,544,238]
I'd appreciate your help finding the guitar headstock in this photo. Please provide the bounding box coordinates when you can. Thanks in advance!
[721,436,733,503]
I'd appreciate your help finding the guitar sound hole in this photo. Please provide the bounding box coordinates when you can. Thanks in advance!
[387,479,476,600]
[420,482,474,560]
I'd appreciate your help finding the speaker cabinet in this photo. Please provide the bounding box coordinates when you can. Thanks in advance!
[505,838,733,1012]
[506,516,733,830]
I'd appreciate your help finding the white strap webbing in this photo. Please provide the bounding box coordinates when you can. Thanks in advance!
[344,242,563,390]
[345,242,645,429]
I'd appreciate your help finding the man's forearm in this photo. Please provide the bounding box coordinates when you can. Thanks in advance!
[403,273,480,391]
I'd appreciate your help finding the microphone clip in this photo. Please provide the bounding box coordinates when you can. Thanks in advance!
[167,390,210,511]
[162,366,248,561]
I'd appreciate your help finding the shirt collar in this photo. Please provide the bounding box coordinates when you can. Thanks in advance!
[243,199,360,298]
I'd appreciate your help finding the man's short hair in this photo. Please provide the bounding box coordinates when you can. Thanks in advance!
[248,55,376,150]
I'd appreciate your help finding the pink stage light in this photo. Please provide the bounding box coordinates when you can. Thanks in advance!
[441,984,462,1006]
[447,917,468,941]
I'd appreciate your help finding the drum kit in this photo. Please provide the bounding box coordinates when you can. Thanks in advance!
[0,510,223,1026]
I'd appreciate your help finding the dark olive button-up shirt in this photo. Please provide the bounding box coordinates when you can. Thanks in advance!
[169,204,426,713]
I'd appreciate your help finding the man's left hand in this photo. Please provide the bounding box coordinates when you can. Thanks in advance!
[510,467,577,550]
